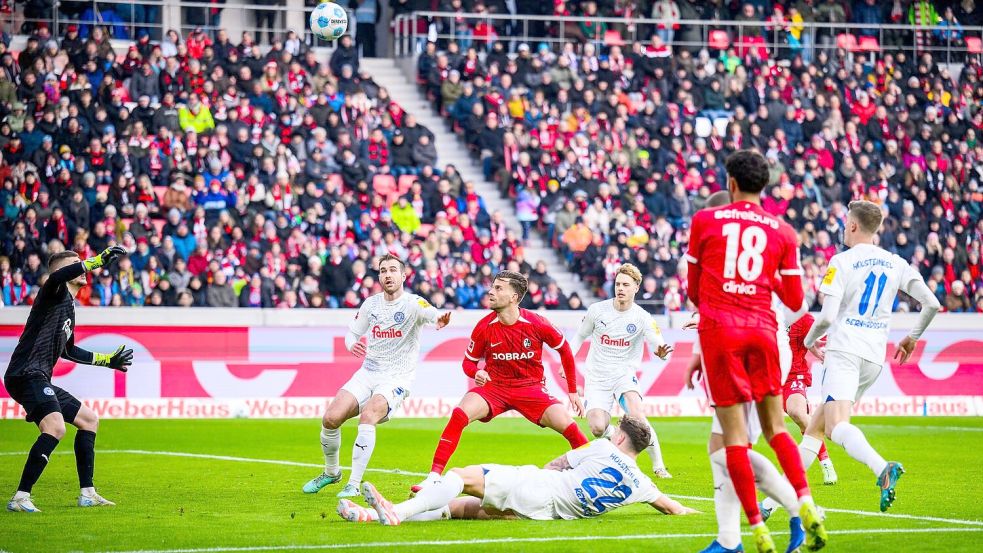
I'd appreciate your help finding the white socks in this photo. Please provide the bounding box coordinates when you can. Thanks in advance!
[321,427,341,476]
[830,422,888,476]
[358,505,451,522]
[747,450,799,517]
[600,425,615,440]
[395,471,464,521]
[348,424,376,486]
[644,419,666,469]
[13,490,30,500]
[709,449,742,550]
[799,435,824,471]
[80,487,96,497]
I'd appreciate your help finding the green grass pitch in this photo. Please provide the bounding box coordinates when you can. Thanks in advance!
[1,416,981,552]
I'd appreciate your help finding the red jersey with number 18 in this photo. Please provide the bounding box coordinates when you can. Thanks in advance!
[464,309,567,388]
[685,202,803,332]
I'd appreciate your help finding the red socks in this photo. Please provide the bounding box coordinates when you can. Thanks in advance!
[817,442,830,462]
[770,432,811,498]
[725,445,763,525]
[562,422,589,449]
[429,407,470,474]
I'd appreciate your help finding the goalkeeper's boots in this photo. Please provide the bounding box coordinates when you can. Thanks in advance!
[362,482,401,526]
[336,482,360,498]
[799,500,827,551]
[302,470,342,494]
[878,461,905,512]
[699,540,745,553]
[7,494,40,513]
[752,524,777,553]
[786,516,805,553]
[78,491,115,507]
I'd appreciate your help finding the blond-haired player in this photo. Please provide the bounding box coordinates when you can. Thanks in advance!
[570,263,674,478]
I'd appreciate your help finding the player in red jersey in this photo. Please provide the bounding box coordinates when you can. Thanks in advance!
[784,314,837,486]
[685,150,827,553]
[412,270,587,493]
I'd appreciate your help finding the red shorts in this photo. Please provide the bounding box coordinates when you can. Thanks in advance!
[782,376,810,410]
[470,382,560,426]
[700,326,781,407]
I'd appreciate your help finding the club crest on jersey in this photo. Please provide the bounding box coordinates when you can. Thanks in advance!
[626,324,637,334]
[467,340,475,353]
[372,326,403,338]
[393,311,405,323]
[523,338,531,349]
[42,387,55,396]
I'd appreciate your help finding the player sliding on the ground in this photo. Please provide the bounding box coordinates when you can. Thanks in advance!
[339,416,698,524]
[762,200,940,517]
[686,150,826,553]
[412,270,588,494]
[303,253,451,498]
[569,262,674,478]
[5,247,133,513]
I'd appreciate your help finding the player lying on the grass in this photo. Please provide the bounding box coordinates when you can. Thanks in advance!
[762,200,940,516]
[569,262,674,478]
[338,416,698,525]
[412,270,588,493]
[303,254,451,498]
[5,247,133,513]
[685,150,826,553]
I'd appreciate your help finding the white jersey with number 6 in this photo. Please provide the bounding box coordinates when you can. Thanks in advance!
[573,300,667,384]
[819,243,925,364]
[348,292,439,378]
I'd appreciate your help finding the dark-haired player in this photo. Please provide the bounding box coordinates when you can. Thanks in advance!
[412,270,588,494]
[685,150,826,552]
[339,417,698,524]
[5,246,133,513]
[302,254,451,499]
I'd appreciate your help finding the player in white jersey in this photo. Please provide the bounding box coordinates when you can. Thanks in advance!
[570,263,674,478]
[798,201,940,512]
[303,253,451,498]
[336,416,698,525]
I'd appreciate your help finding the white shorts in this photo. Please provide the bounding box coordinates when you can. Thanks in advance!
[584,373,641,415]
[820,350,883,403]
[711,403,763,445]
[339,368,412,422]
[480,464,557,521]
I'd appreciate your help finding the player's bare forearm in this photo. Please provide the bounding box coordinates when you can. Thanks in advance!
[650,496,700,515]
[544,454,572,471]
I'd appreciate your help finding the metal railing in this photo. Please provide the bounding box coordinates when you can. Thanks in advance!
[393,11,983,65]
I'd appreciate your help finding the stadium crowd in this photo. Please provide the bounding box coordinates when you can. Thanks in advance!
[418,0,983,313]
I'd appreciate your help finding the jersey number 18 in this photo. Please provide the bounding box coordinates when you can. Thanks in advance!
[722,223,767,281]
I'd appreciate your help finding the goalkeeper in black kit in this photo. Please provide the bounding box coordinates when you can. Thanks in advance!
[4,246,133,513]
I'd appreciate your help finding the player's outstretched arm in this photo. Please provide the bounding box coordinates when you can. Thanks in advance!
[895,275,941,363]
[63,339,133,372]
[82,246,127,273]
[543,454,572,471]
[643,315,673,360]
[568,309,595,355]
[649,496,700,515]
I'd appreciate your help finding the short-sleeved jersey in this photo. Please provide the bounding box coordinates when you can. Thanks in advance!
[787,313,814,383]
[465,309,565,388]
[686,202,802,331]
[541,439,662,519]
[6,266,79,379]
[349,292,439,377]
[576,300,666,383]
[819,243,924,364]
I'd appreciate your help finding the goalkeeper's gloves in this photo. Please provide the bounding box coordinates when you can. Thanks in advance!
[93,345,134,372]
[82,245,127,272]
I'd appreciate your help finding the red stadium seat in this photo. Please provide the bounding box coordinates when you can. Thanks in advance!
[153,186,167,203]
[372,174,397,196]
[397,174,417,195]
[708,30,730,51]
[967,36,982,54]
[152,219,165,237]
[836,33,858,52]
[603,30,624,47]
[327,173,343,190]
[415,224,434,238]
[96,184,109,197]
[858,36,880,53]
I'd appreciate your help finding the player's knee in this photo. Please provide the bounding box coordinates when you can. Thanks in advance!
[588,421,607,437]
[47,423,67,440]
[77,411,99,432]
[322,413,342,430]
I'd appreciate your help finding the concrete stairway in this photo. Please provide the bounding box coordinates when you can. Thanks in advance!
[360,58,594,302]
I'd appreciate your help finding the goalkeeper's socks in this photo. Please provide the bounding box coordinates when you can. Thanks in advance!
[430,408,469,474]
[75,430,96,489]
[320,426,341,475]
[709,449,742,550]
[562,422,589,449]
[395,471,463,521]
[18,433,60,494]
[748,449,800,517]
[348,424,376,486]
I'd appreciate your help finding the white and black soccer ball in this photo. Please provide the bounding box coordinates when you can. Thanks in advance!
[309,1,349,41]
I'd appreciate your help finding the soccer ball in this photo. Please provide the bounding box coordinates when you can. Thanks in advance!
[309,2,349,41]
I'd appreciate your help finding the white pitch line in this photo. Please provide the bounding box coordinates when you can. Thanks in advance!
[104,527,983,553]
[3,450,982,528]
[673,495,983,527]
[861,424,983,433]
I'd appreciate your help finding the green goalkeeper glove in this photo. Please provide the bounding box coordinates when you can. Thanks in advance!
[82,245,127,272]
[93,345,134,372]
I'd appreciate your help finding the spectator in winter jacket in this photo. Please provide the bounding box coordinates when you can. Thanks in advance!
[206,270,238,307]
